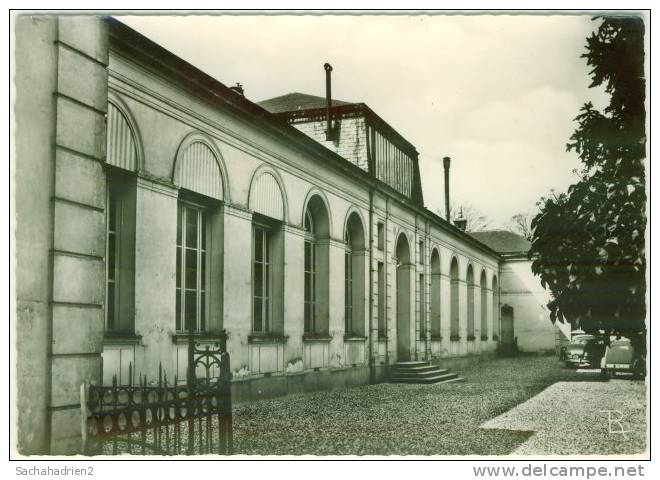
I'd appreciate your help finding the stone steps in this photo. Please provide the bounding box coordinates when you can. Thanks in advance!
[388,361,464,385]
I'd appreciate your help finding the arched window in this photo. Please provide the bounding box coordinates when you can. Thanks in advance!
[430,249,441,338]
[249,168,286,335]
[450,257,459,340]
[105,99,140,334]
[344,211,366,337]
[304,209,317,333]
[467,264,475,340]
[480,270,488,340]
[303,194,330,336]
[173,135,226,333]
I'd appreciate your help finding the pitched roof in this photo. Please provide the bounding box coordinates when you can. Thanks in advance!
[468,230,531,254]
[258,92,353,113]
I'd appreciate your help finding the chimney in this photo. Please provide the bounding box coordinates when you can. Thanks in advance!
[454,206,467,231]
[324,63,333,141]
[229,83,244,96]
[443,156,451,221]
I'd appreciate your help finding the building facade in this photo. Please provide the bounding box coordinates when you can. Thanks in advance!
[469,231,570,353]
[14,16,529,455]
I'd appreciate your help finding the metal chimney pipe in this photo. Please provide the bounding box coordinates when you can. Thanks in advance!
[324,63,333,141]
[443,156,451,221]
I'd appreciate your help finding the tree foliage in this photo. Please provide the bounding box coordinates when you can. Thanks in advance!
[529,17,646,337]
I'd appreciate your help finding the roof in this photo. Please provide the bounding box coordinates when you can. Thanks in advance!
[468,230,531,254]
[107,19,500,260]
[258,92,353,113]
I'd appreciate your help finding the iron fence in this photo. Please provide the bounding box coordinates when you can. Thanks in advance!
[81,331,232,455]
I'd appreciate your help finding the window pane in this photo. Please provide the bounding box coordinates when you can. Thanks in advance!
[201,212,206,250]
[304,242,311,270]
[177,204,182,245]
[254,229,263,262]
[108,191,117,231]
[176,246,181,288]
[185,290,197,331]
[264,263,269,298]
[186,207,198,248]
[185,248,197,289]
[107,283,115,330]
[265,231,270,263]
[108,233,116,281]
[253,297,263,332]
[200,292,206,331]
[264,298,269,332]
[304,271,310,301]
[254,263,263,298]
[201,251,206,290]
[304,304,311,333]
[176,288,181,331]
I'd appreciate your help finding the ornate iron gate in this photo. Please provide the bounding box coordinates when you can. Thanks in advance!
[81,332,232,455]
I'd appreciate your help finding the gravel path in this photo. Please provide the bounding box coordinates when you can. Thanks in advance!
[480,379,647,456]
[232,356,623,456]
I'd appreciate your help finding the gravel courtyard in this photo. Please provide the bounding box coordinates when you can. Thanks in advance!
[232,356,647,456]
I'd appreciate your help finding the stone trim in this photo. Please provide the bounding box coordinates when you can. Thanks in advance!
[54,91,107,116]
[51,249,103,262]
[221,203,252,221]
[55,144,104,163]
[103,334,143,345]
[55,39,109,67]
[136,175,178,198]
[248,334,289,344]
[52,196,104,213]
[302,334,332,343]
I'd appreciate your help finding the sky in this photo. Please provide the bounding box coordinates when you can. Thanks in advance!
[120,13,610,228]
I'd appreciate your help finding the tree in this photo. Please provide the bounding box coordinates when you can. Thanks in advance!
[508,212,535,241]
[451,202,490,232]
[529,17,646,340]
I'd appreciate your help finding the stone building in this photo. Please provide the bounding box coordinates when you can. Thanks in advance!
[14,16,550,454]
[469,230,569,353]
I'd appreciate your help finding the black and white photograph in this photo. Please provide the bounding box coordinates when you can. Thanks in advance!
[7,5,651,469]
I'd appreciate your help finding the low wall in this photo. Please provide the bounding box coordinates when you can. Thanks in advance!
[431,351,497,371]
[230,365,371,405]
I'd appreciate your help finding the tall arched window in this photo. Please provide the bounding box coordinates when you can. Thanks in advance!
[430,249,441,338]
[303,194,331,336]
[450,257,460,340]
[249,169,286,335]
[105,99,140,334]
[304,209,316,333]
[173,135,226,333]
[344,211,366,337]
[480,270,488,340]
[467,264,475,340]
[492,275,500,340]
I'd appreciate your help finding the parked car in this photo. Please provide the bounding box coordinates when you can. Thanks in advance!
[560,334,606,368]
[601,336,646,379]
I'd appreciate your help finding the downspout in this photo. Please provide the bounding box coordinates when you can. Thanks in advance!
[365,120,376,383]
[368,187,375,383]
[384,196,390,370]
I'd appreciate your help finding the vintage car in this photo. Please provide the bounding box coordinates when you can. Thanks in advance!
[601,337,646,379]
[560,334,606,368]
